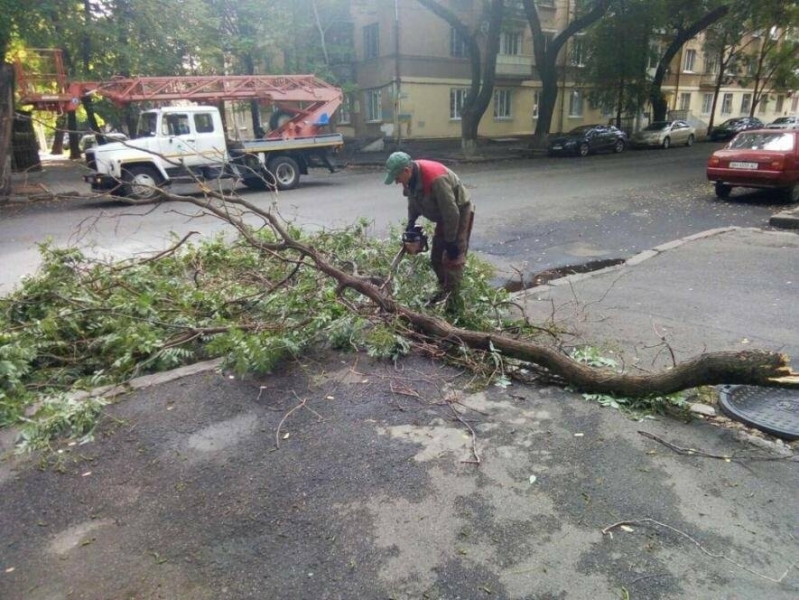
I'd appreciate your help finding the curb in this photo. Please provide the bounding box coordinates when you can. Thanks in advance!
[769,210,799,230]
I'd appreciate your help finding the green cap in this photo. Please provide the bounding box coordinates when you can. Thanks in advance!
[384,151,411,184]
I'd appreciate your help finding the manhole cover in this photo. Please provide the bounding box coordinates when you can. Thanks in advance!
[718,385,799,440]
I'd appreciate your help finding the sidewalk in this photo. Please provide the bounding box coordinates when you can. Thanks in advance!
[514,226,799,369]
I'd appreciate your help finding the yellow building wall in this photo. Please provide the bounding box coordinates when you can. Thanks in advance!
[397,78,611,139]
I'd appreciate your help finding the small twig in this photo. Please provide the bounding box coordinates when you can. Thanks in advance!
[274,392,324,449]
[602,518,795,584]
[447,401,480,466]
[638,430,791,462]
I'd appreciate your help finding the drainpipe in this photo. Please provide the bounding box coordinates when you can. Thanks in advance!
[394,0,402,146]
[558,0,572,132]
[672,46,684,115]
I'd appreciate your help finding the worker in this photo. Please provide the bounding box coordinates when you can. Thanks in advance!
[384,151,475,312]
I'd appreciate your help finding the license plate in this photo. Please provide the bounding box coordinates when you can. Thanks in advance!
[730,161,758,169]
[552,145,562,150]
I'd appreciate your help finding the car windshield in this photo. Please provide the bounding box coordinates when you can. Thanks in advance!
[567,126,595,134]
[771,117,793,125]
[729,132,795,151]
[719,119,741,127]
[644,122,670,131]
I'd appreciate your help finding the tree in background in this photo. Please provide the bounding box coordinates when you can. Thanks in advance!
[647,0,730,122]
[522,0,611,146]
[701,1,761,134]
[579,0,651,129]
[735,0,799,118]
[418,0,505,153]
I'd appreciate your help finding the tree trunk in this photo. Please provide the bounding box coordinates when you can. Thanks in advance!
[51,115,66,155]
[650,6,730,122]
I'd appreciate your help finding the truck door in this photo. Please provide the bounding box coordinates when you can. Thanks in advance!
[160,112,203,167]
[191,111,227,166]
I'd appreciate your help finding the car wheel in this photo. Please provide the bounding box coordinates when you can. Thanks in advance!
[613,139,625,153]
[662,137,671,149]
[780,184,799,203]
[268,155,300,190]
[122,165,163,203]
[686,134,695,147]
[578,143,590,157]
[714,182,732,199]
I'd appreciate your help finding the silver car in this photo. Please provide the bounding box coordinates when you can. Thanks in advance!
[766,116,799,130]
[631,120,696,149]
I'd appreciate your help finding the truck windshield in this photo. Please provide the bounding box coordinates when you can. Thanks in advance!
[136,113,158,138]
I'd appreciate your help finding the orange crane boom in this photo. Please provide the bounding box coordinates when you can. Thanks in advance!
[15,50,343,138]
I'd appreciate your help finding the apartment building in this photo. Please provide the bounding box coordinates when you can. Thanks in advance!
[344,0,795,143]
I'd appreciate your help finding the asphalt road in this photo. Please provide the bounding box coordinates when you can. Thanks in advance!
[0,142,793,293]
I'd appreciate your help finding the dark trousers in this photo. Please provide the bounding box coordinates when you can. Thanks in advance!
[431,203,474,295]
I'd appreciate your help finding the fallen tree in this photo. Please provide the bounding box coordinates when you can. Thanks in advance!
[172,189,799,398]
[3,182,798,447]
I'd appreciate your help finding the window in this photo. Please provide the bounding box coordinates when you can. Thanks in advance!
[500,32,522,55]
[758,96,768,114]
[569,90,583,117]
[571,37,585,67]
[193,113,215,133]
[683,49,696,72]
[542,32,555,55]
[775,95,784,113]
[721,93,733,115]
[648,44,661,69]
[792,95,798,113]
[163,113,191,136]
[338,95,352,125]
[450,27,468,58]
[532,90,540,119]
[704,53,719,75]
[365,89,381,121]
[364,23,379,59]
[450,88,469,120]
[536,0,555,7]
[740,93,752,114]
[494,89,512,119]
[679,93,691,111]
[701,93,713,115]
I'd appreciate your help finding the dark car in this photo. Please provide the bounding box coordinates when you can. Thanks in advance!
[706,129,799,202]
[547,124,627,157]
[709,117,765,142]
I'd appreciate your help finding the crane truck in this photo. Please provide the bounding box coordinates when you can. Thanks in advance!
[84,103,343,202]
[14,51,345,202]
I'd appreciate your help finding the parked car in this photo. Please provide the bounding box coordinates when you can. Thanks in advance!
[706,129,799,202]
[631,120,695,149]
[709,117,764,141]
[766,116,799,130]
[547,124,627,157]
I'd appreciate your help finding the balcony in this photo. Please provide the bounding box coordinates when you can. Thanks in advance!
[496,54,531,78]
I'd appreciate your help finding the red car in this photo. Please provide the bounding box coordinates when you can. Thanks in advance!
[706,129,799,202]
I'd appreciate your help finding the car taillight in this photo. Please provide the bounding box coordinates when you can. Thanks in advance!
[708,157,720,166]
[770,159,784,170]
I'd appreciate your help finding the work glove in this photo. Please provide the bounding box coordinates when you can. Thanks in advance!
[445,242,460,261]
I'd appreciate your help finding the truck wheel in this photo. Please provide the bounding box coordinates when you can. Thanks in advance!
[268,156,300,190]
[122,166,163,203]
